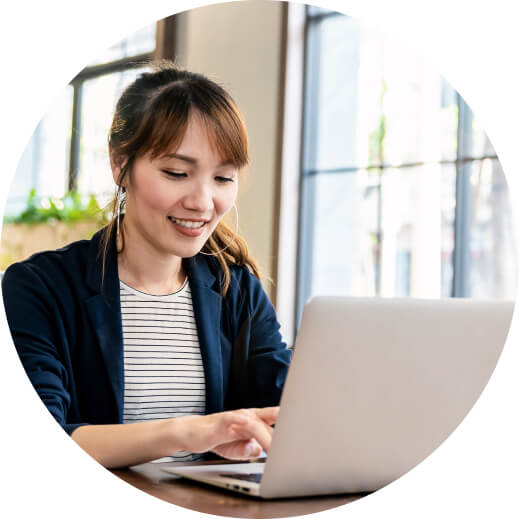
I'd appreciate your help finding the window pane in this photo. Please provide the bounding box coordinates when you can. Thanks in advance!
[300,164,458,308]
[78,67,148,205]
[88,23,156,66]
[469,159,517,298]
[457,98,497,161]
[379,165,456,298]
[304,16,457,173]
[303,15,362,172]
[304,170,379,299]
[5,85,73,217]
[441,165,456,297]
[471,117,497,159]
[383,71,457,166]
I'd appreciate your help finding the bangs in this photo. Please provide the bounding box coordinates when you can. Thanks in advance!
[131,83,191,160]
[131,81,249,168]
[197,108,249,169]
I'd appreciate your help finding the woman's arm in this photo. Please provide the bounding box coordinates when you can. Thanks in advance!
[228,268,293,409]
[71,407,278,469]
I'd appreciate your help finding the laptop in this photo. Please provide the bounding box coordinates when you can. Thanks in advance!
[162,296,514,498]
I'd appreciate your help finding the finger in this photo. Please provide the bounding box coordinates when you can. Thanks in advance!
[211,439,249,460]
[208,410,275,452]
[212,438,263,460]
[244,438,263,458]
[253,406,280,426]
[233,407,279,425]
[234,438,262,458]
[232,417,274,452]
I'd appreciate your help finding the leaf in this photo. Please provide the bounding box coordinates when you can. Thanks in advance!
[6,190,109,226]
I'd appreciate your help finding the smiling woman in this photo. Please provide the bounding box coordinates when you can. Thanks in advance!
[2,61,292,468]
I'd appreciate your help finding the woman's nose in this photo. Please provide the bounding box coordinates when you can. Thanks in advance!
[183,182,213,213]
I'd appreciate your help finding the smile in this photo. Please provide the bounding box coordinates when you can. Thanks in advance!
[168,216,206,229]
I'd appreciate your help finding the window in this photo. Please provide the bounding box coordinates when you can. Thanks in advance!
[5,23,156,216]
[76,66,147,204]
[297,8,517,323]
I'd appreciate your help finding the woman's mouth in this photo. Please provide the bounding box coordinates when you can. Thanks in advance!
[167,216,208,237]
[168,216,205,229]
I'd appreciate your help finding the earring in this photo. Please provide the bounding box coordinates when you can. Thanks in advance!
[200,204,239,256]
[116,189,126,240]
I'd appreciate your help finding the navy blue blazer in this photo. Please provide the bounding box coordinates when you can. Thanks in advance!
[2,228,292,436]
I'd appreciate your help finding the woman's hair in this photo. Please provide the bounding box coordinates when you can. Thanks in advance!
[100,60,260,295]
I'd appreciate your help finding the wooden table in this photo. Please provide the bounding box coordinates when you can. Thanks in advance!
[112,460,364,518]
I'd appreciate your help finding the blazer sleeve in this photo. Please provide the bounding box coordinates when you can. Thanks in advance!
[2,262,87,435]
[229,268,292,409]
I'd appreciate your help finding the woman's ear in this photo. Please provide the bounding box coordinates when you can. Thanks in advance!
[109,147,128,187]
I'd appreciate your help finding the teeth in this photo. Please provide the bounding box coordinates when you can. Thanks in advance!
[169,217,205,229]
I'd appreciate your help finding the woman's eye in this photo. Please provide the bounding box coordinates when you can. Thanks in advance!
[215,176,235,183]
[162,170,187,179]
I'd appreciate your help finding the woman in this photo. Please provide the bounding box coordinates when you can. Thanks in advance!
[2,61,292,468]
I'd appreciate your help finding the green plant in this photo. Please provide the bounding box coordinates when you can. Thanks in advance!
[4,190,110,225]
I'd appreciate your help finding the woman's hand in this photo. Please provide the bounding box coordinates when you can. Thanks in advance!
[172,407,279,460]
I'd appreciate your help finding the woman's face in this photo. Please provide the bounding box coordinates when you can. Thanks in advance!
[119,114,239,259]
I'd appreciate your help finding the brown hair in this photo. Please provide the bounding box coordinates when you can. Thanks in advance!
[100,60,260,294]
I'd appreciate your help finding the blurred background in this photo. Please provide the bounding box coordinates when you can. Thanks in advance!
[2,1,516,345]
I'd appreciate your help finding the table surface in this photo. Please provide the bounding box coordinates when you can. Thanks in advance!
[111,459,364,518]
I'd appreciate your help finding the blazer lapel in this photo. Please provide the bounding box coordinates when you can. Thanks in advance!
[84,293,124,422]
[83,229,124,423]
[186,257,224,415]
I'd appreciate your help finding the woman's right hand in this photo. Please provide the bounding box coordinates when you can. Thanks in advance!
[70,407,279,468]
[171,407,279,460]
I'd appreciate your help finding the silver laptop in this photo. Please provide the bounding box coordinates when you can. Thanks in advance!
[162,296,514,498]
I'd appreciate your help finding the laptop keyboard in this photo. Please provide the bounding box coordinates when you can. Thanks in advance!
[219,472,263,484]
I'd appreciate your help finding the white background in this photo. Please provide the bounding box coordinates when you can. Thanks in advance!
[0,0,517,517]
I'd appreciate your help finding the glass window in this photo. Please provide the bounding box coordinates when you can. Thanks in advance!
[78,67,147,206]
[304,15,362,172]
[378,164,456,298]
[469,159,517,299]
[441,165,457,297]
[88,23,156,66]
[5,85,73,216]
[304,170,378,299]
[298,9,516,326]
[470,117,497,160]
[4,24,156,220]
[304,15,458,174]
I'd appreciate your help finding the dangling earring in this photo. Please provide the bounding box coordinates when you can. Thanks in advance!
[116,188,126,240]
[200,204,239,256]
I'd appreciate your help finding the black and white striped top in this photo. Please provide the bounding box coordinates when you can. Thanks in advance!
[120,278,206,463]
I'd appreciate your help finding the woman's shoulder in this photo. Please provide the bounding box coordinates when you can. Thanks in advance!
[228,261,259,284]
[197,255,261,288]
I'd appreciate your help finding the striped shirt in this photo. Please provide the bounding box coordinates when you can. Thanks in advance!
[120,278,206,463]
